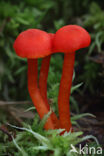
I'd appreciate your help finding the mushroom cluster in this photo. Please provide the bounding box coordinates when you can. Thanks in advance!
[13,25,91,131]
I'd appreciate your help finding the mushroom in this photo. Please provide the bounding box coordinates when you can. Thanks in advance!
[39,33,60,128]
[13,29,59,130]
[53,25,91,131]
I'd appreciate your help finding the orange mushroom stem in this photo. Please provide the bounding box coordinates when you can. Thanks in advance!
[28,59,55,130]
[39,55,51,108]
[39,33,54,106]
[58,53,75,131]
[39,33,60,128]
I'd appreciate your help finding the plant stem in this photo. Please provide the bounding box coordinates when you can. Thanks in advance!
[58,52,75,131]
[28,59,55,130]
[39,56,60,128]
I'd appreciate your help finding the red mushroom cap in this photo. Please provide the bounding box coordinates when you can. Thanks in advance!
[53,25,91,53]
[49,33,54,40]
[49,33,55,52]
[13,29,52,58]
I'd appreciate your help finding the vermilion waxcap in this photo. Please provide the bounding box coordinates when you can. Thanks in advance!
[53,25,91,53]
[13,29,52,58]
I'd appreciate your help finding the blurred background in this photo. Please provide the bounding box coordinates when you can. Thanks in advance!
[0,0,104,145]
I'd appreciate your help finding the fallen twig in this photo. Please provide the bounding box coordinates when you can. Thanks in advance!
[8,107,23,126]
[10,107,34,119]
[0,101,32,106]
[0,125,12,141]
